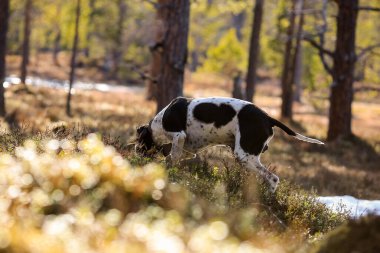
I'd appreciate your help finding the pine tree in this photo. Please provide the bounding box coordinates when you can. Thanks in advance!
[150,0,190,113]
[0,0,10,116]
[66,0,81,116]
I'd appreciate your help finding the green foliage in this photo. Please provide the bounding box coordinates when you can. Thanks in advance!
[202,29,247,77]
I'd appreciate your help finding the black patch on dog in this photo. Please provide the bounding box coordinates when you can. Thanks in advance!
[136,124,154,155]
[238,104,273,155]
[193,103,236,128]
[162,97,191,132]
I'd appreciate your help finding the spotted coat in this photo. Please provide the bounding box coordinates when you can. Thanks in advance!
[144,97,324,192]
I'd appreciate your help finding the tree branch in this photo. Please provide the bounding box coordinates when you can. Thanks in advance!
[142,0,159,9]
[124,61,158,84]
[354,85,380,93]
[303,37,334,57]
[142,0,174,10]
[357,6,380,12]
[357,43,380,60]
[303,36,334,76]
[303,0,333,77]
[288,8,322,15]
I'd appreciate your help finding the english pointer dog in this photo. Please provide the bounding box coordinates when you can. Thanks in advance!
[136,97,324,192]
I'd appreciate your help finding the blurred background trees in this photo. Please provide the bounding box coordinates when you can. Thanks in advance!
[2,0,380,141]
[66,0,81,117]
[245,0,264,102]
[0,0,9,116]
[20,0,32,85]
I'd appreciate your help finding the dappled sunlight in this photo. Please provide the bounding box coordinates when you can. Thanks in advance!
[0,0,379,251]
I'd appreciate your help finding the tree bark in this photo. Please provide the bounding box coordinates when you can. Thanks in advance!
[84,0,96,58]
[232,11,246,42]
[146,18,163,101]
[245,0,264,102]
[66,0,81,117]
[0,0,9,116]
[20,0,32,85]
[327,0,358,141]
[150,0,190,113]
[293,0,304,103]
[53,30,61,66]
[232,71,244,99]
[113,0,127,80]
[189,50,199,72]
[280,0,296,119]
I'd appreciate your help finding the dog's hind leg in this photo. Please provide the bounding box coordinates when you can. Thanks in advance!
[252,158,279,193]
[234,146,279,193]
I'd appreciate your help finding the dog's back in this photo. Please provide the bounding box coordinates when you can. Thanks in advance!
[185,97,249,151]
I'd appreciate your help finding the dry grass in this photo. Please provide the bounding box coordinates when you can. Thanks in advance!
[2,67,380,200]
[6,56,380,251]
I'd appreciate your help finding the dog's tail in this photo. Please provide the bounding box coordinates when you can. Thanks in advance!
[270,117,324,145]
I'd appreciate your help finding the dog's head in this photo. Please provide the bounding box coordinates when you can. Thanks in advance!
[135,124,155,155]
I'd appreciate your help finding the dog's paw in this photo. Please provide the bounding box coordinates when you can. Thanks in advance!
[269,175,280,193]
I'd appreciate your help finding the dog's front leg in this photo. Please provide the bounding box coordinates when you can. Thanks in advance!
[166,131,186,166]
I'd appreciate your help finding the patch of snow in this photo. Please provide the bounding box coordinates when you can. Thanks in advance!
[318,195,380,218]
[3,75,144,94]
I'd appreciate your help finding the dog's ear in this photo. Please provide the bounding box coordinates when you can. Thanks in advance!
[135,125,154,156]
[137,125,146,135]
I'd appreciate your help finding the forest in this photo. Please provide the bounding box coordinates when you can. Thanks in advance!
[0,0,379,252]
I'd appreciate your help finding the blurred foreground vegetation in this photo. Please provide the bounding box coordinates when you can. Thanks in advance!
[0,78,379,252]
[0,132,348,253]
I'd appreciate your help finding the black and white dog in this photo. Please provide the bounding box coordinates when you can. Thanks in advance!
[136,97,324,192]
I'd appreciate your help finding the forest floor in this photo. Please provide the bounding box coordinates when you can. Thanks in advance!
[2,53,380,252]
[5,53,380,199]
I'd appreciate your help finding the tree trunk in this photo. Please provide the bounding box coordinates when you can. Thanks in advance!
[53,30,61,66]
[280,0,296,119]
[327,0,358,141]
[0,0,9,116]
[245,0,264,102]
[190,50,199,72]
[150,0,190,113]
[84,0,96,58]
[66,0,81,117]
[232,10,246,42]
[146,14,164,101]
[293,0,304,103]
[232,71,244,99]
[20,0,32,85]
[112,0,126,80]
